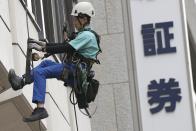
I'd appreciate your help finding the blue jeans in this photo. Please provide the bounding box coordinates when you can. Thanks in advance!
[30,60,74,104]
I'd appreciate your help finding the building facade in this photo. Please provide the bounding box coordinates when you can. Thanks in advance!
[0,0,90,131]
[81,0,196,131]
[0,0,196,131]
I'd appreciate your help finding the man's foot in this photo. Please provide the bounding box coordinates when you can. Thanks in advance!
[23,108,49,122]
[8,69,24,91]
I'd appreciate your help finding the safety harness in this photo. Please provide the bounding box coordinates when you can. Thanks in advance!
[64,29,101,112]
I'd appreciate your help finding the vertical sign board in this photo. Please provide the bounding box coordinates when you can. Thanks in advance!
[129,0,196,131]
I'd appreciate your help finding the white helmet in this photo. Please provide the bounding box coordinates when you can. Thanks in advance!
[71,2,95,17]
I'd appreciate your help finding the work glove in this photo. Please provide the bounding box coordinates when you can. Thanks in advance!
[28,38,46,46]
[27,38,46,52]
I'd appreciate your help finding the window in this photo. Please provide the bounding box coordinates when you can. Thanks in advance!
[30,0,76,42]
[40,0,75,42]
[31,0,46,39]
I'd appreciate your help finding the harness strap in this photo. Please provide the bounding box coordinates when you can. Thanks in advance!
[81,29,102,62]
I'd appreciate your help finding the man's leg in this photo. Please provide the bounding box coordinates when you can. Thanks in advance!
[32,62,64,104]
[23,62,65,122]
[8,60,58,91]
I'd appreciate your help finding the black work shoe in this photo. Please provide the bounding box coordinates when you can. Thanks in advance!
[23,108,49,122]
[8,69,24,91]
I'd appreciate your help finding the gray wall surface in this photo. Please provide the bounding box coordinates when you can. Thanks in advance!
[78,0,135,131]
[78,0,196,131]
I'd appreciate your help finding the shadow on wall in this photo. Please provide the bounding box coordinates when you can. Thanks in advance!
[188,27,196,94]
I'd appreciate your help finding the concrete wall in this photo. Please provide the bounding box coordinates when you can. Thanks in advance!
[78,0,135,131]
[185,0,196,94]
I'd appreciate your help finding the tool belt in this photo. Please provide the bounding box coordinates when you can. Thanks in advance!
[73,62,99,109]
[61,53,100,109]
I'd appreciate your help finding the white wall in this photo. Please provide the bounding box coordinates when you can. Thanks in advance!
[0,0,92,131]
[0,0,13,70]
